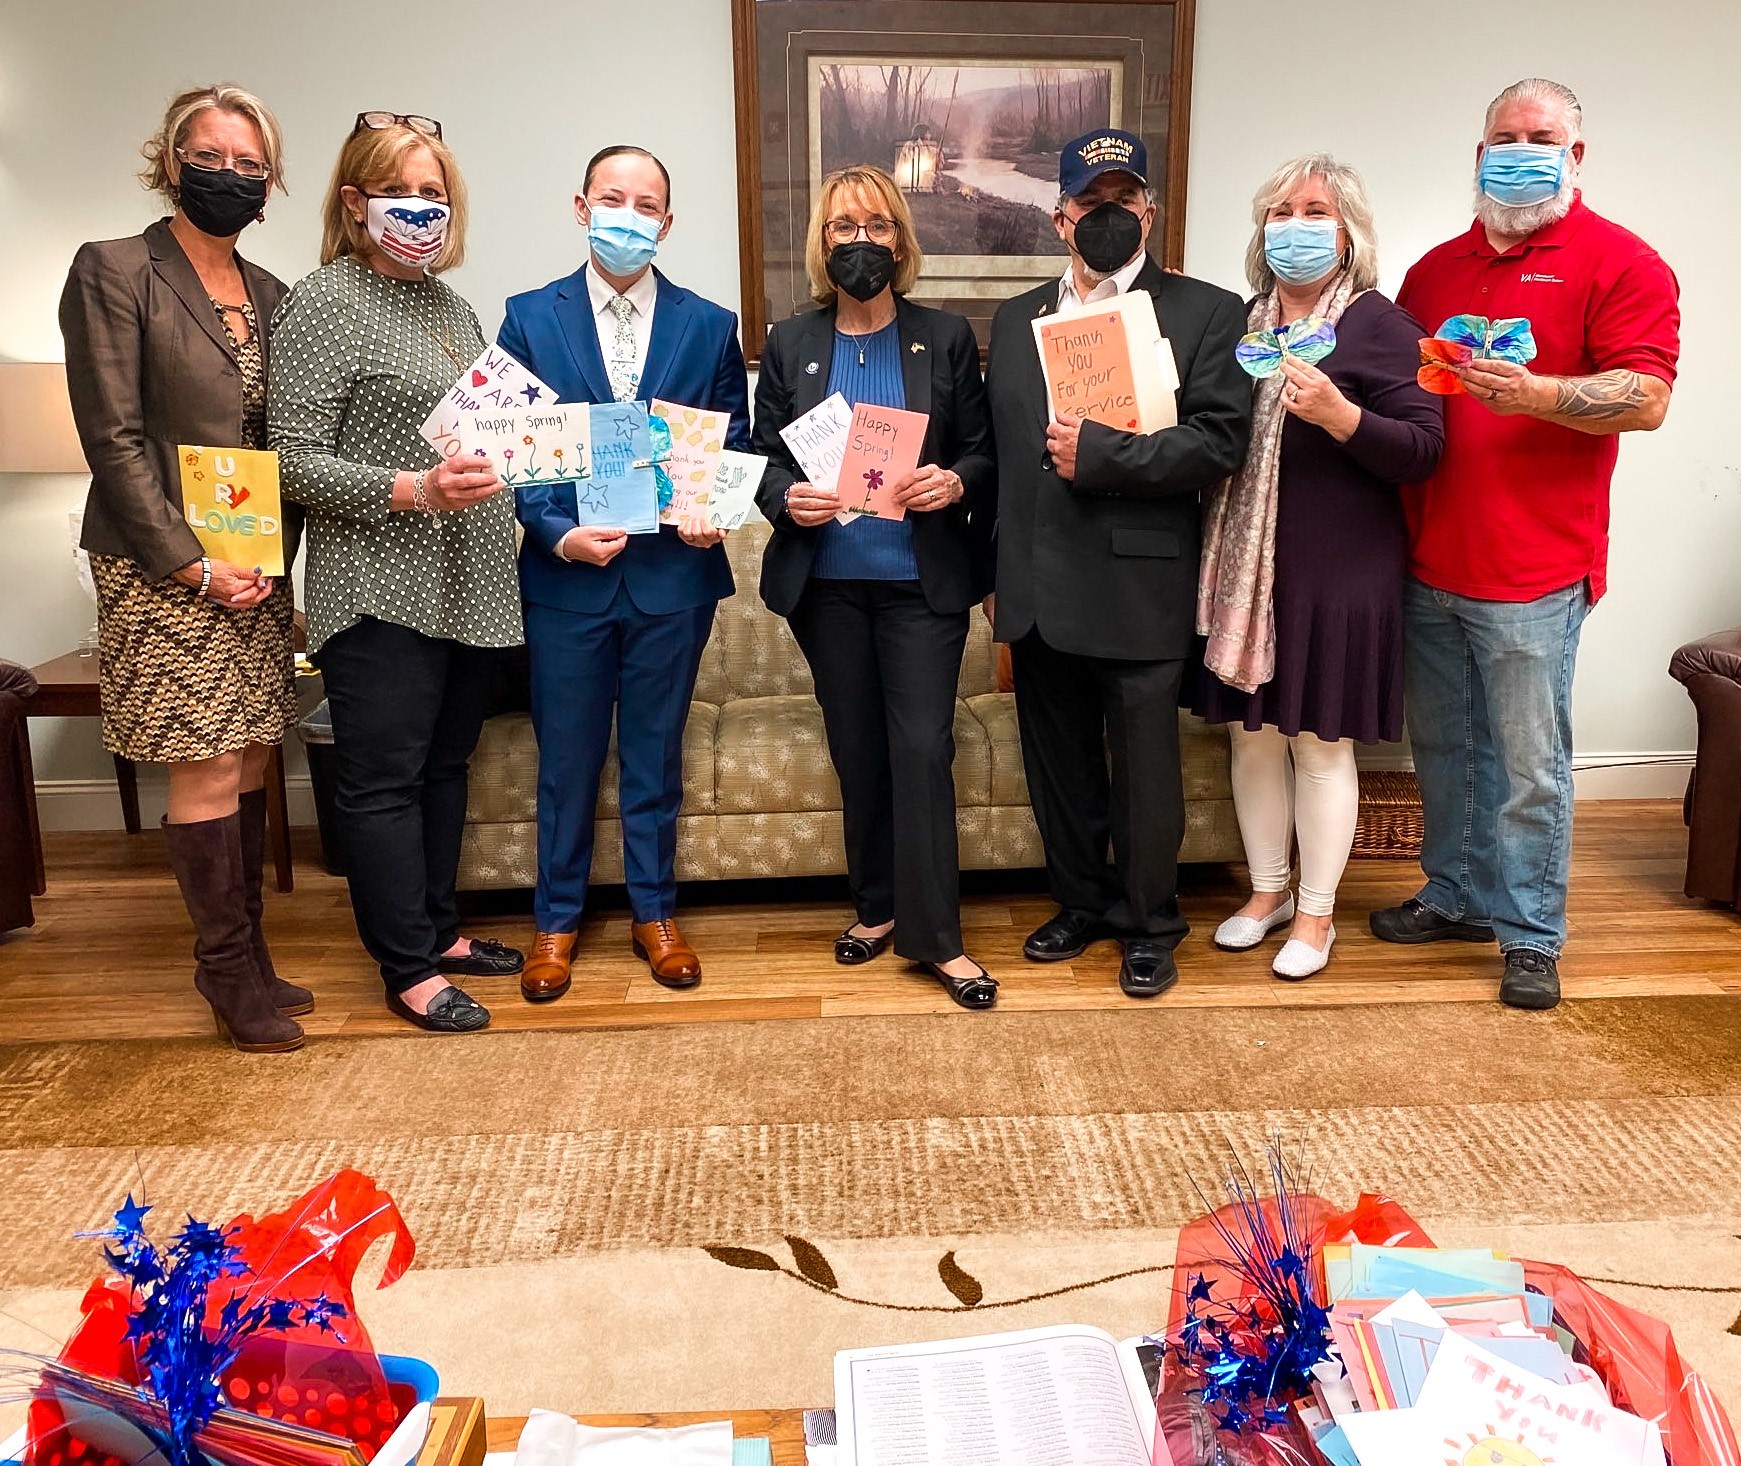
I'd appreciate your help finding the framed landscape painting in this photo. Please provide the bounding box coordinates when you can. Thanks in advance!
[732,0,1197,362]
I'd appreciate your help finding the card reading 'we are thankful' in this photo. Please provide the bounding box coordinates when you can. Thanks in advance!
[419,345,557,458]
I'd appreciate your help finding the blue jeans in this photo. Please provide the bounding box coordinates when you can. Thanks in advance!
[1403,577,1589,957]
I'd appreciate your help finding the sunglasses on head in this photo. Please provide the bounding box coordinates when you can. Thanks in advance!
[353,111,443,140]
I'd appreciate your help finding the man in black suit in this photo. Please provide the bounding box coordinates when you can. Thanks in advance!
[986,129,1253,997]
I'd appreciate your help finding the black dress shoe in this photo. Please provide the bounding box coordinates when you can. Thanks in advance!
[1499,949,1561,1010]
[386,985,492,1033]
[1023,909,1103,962]
[436,937,525,977]
[835,925,894,965]
[919,959,999,1010]
[1118,939,1178,998]
[1368,898,1495,945]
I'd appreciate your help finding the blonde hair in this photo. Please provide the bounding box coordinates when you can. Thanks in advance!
[319,124,469,274]
[139,84,287,203]
[1244,153,1380,296]
[805,166,922,306]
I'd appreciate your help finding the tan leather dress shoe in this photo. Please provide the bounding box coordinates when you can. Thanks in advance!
[630,918,702,989]
[521,930,576,1002]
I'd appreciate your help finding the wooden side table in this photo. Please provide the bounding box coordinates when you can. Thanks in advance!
[24,649,294,892]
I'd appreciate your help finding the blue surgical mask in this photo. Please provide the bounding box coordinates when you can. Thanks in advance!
[587,204,662,276]
[1479,142,1567,208]
[1263,217,1342,287]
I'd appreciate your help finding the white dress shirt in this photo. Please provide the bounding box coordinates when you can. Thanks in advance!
[587,262,658,398]
[1057,249,1148,311]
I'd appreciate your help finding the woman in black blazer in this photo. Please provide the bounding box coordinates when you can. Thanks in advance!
[59,84,307,1053]
[754,165,997,1008]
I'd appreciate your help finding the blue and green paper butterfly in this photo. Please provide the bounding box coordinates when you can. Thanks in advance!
[1234,316,1339,379]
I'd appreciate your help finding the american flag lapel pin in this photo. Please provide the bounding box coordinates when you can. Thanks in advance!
[911,342,925,353]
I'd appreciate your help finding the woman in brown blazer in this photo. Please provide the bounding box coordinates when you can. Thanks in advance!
[59,84,307,1052]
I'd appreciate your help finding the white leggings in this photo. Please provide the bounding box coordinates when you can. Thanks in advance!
[1227,725,1360,918]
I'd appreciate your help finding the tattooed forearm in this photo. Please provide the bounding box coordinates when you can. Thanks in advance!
[1551,370,1648,419]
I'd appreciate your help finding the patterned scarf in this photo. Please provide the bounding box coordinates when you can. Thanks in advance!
[1196,270,1363,694]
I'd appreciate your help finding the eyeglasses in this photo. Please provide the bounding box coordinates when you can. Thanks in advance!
[353,111,444,140]
[175,147,270,181]
[825,216,897,246]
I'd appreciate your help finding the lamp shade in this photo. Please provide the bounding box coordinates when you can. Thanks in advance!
[0,361,87,473]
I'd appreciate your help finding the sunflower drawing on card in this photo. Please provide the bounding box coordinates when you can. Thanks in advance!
[1235,315,1338,379]
[1417,314,1538,395]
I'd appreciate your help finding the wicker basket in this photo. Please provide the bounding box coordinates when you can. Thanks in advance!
[1351,769,1425,859]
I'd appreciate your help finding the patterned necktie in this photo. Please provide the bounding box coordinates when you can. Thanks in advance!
[606,295,637,402]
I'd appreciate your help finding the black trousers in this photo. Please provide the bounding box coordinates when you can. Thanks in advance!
[1010,629,1188,943]
[315,617,498,992]
[789,579,970,963]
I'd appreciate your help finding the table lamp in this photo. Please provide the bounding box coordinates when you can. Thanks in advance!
[0,362,86,473]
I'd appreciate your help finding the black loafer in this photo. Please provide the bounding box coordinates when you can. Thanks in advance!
[1023,909,1103,962]
[1118,939,1178,999]
[1369,899,1494,945]
[920,960,999,1010]
[436,937,525,977]
[835,925,894,965]
[386,985,492,1033]
[1499,949,1561,1010]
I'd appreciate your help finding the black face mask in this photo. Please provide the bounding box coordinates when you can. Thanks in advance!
[1070,201,1144,275]
[827,241,897,302]
[177,164,269,238]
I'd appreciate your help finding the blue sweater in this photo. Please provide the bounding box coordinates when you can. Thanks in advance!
[811,321,918,581]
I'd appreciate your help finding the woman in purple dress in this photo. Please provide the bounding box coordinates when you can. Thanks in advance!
[1194,155,1442,979]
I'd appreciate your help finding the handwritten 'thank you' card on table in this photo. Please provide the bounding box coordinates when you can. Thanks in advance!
[778,391,852,495]
[650,399,729,525]
[419,345,558,458]
[835,403,928,521]
[581,401,660,534]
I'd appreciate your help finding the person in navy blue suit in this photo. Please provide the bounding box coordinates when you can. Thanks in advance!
[497,144,750,1002]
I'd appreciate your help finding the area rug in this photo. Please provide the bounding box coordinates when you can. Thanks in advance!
[1,997,1738,1428]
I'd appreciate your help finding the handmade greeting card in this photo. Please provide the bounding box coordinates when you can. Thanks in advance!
[835,403,928,521]
[419,345,557,458]
[466,407,591,490]
[651,399,729,525]
[705,450,769,531]
[177,445,285,576]
[778,391,852,494]
[1033,290,1176,433]
[583,402,660,534]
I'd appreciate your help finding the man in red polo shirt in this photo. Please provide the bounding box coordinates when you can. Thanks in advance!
[1371,77,1680,1010]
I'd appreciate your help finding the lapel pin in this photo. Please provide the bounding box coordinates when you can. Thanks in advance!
[804,361,820,375]
[1037,303,1050,316]
[910,342,925,353]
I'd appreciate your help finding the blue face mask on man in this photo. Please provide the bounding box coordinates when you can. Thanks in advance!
[587,204,663,275]
[1263,217,1343,287]
[1478,142,1568,208]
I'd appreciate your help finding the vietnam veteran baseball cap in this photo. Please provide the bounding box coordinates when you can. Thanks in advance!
[1058,129,1149,197]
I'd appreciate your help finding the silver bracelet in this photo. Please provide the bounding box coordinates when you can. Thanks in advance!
[197,556,212,599]
[411,469,432,513]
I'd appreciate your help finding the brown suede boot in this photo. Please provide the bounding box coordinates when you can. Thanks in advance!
[163,813,305,1053]
[237,788,315,1015]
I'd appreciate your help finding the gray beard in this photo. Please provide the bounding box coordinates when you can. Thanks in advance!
[1472,171,1576,240]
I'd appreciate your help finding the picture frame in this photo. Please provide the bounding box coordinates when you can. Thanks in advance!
[731,0,1198,364]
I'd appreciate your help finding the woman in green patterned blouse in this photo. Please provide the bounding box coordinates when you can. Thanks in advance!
[268,115,524,1034]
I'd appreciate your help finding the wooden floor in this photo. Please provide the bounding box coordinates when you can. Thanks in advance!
[0,801,1735,1043]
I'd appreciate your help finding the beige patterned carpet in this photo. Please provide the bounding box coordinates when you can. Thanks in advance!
[2,998,1739,1426]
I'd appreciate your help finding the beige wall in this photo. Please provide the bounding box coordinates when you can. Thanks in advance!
[3,0,1734,820]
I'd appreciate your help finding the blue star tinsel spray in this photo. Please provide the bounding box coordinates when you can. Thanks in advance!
[81,1195,347,1466]
[1169,1145,1333,1438]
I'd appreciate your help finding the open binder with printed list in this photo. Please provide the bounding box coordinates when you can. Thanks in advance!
[832,1324,1162,1466]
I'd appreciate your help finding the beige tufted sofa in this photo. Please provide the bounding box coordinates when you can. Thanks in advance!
[457,521,1241,890]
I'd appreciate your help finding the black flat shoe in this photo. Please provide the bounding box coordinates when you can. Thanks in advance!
[1023,909,1104,962]
[1118,939,1178,999]
[436,937,525,977]
[835,925,894,965]
[920,960,999,1010]
[386,985,492,1033]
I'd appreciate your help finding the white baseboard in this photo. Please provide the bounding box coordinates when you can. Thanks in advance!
[28,752,1698,833]
[33,775,320,832]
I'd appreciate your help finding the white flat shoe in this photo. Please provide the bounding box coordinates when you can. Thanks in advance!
[1213,894,1296,951]
[1273,927,1336,981]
